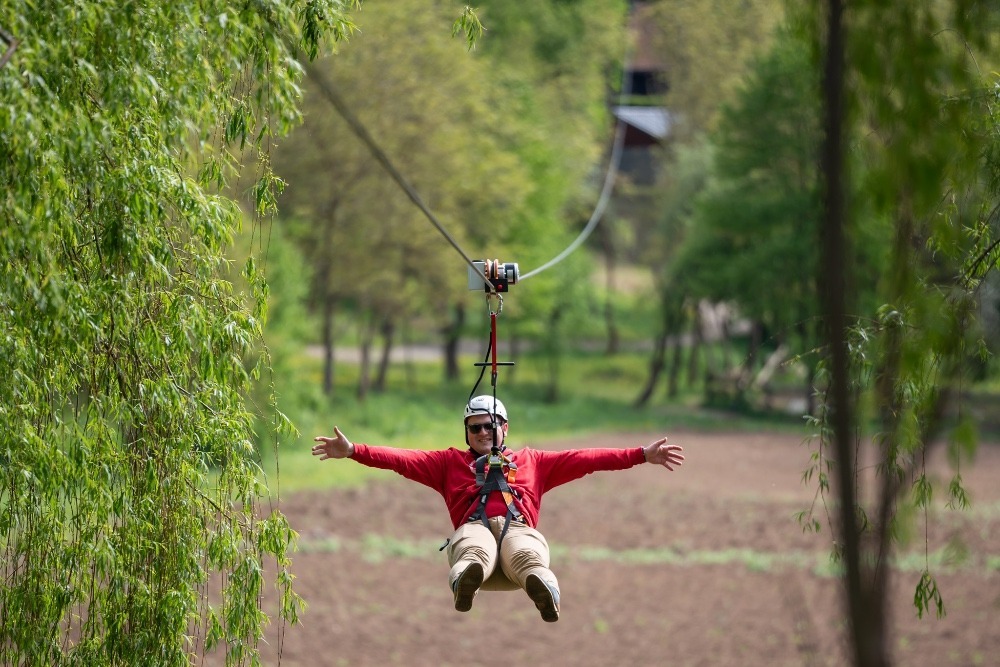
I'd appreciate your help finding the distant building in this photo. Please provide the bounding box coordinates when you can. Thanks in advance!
[614,1,670,186]
[604,1,671,261]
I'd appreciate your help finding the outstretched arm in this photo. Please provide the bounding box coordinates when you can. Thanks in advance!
[312,426,355,460]
[642,438,684,471]
[313,429,449,492]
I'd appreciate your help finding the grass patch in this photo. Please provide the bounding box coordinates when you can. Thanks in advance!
[295,533,1000,576]
[264,350,811,493]
[259,344,823,493]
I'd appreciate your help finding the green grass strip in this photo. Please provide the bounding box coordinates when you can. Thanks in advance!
[297,534,1000,576]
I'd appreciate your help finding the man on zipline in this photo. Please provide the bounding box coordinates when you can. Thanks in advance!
[311,395,684,623]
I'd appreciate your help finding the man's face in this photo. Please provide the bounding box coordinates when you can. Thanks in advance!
[465,414,507,455]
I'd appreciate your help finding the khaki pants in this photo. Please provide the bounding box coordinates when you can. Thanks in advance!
[446,517,560,594]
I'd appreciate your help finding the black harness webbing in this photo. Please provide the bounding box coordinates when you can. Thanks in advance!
[467,448,524,544]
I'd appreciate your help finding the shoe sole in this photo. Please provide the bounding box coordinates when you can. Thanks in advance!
[525,574,560,622]
[453,563,484,612]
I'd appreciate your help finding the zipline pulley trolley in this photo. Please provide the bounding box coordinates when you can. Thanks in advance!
[466,259,519,391]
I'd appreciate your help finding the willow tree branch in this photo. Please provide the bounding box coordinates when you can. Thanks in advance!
[0,26,18,70]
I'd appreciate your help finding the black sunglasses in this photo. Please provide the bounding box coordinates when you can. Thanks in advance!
[466,422,501,434]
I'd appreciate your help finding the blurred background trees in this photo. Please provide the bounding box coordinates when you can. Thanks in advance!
[271,0,629,402]
[273,0,533,398]
[243,0,1000,444]
[262,5,1000,664]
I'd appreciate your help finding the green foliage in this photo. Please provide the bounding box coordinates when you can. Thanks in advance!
[274,345,808,492]
[798,0,1000,638]
[452,6,484,50]
[913,570,945,619]
[645,0,785,137]
[673,29,840,351]
[229,217,328,458]
[275,0,536,338]
[275,0,632,399]
[0,0,348,663]
[641,17,833,411]
[457,0,631,396]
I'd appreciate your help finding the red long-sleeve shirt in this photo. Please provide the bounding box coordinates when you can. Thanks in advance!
[351,443,646,529]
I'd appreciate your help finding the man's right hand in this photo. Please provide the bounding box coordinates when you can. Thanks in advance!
[312,426,355,460]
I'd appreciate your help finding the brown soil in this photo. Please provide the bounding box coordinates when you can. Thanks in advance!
[254,431,1000,667]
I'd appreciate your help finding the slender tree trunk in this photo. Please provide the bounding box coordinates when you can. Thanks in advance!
[374,318,394,393]
[402,321,415,387]
[638,289,686,405]
[442,301,465,381]
[317,197,343,398]
[687,309,703,388]
[322,296,336,396]
[357,315,374,401]
[635,329,667,407]
[739,320,763,389]
[667,336,683,398]
[544,305,563,403]
[820,1,887,664]
[719,307,733,377]
[601,224,620,355]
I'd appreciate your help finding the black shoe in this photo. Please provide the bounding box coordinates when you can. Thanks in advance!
[525,573,560,622]
[452,563,485,612]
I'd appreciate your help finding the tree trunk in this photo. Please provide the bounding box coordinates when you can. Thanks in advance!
[667,336,683,398]
[318,197,340,397]
[638,288,687,405]
[357,316,374,401]
[819,0,888,664]
[718,306,733,378]
[544,305,563,403]
[687,310,703,388]
[322,296,336,396]
[402,321,415,387]
[373,318,395,393]
[442,301,465,381]
[635,329,667,407]
[601,224,620,355]
[738,320,764,389]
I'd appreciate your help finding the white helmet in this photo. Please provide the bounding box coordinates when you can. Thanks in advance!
[464,395,508,423]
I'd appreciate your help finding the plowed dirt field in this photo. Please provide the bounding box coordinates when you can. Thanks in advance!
[252,430,1000,667]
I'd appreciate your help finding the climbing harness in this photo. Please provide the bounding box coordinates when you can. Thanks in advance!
[466,445,524,545]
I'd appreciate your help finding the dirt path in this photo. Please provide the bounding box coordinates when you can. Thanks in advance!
[251,431,1000,666]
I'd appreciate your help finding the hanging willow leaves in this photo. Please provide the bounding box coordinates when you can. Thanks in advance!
[0,1,355,664]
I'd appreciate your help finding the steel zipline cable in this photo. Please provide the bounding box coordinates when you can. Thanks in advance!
[518,54,634,282]
[304,38,634,284]
[303,60,498,294]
